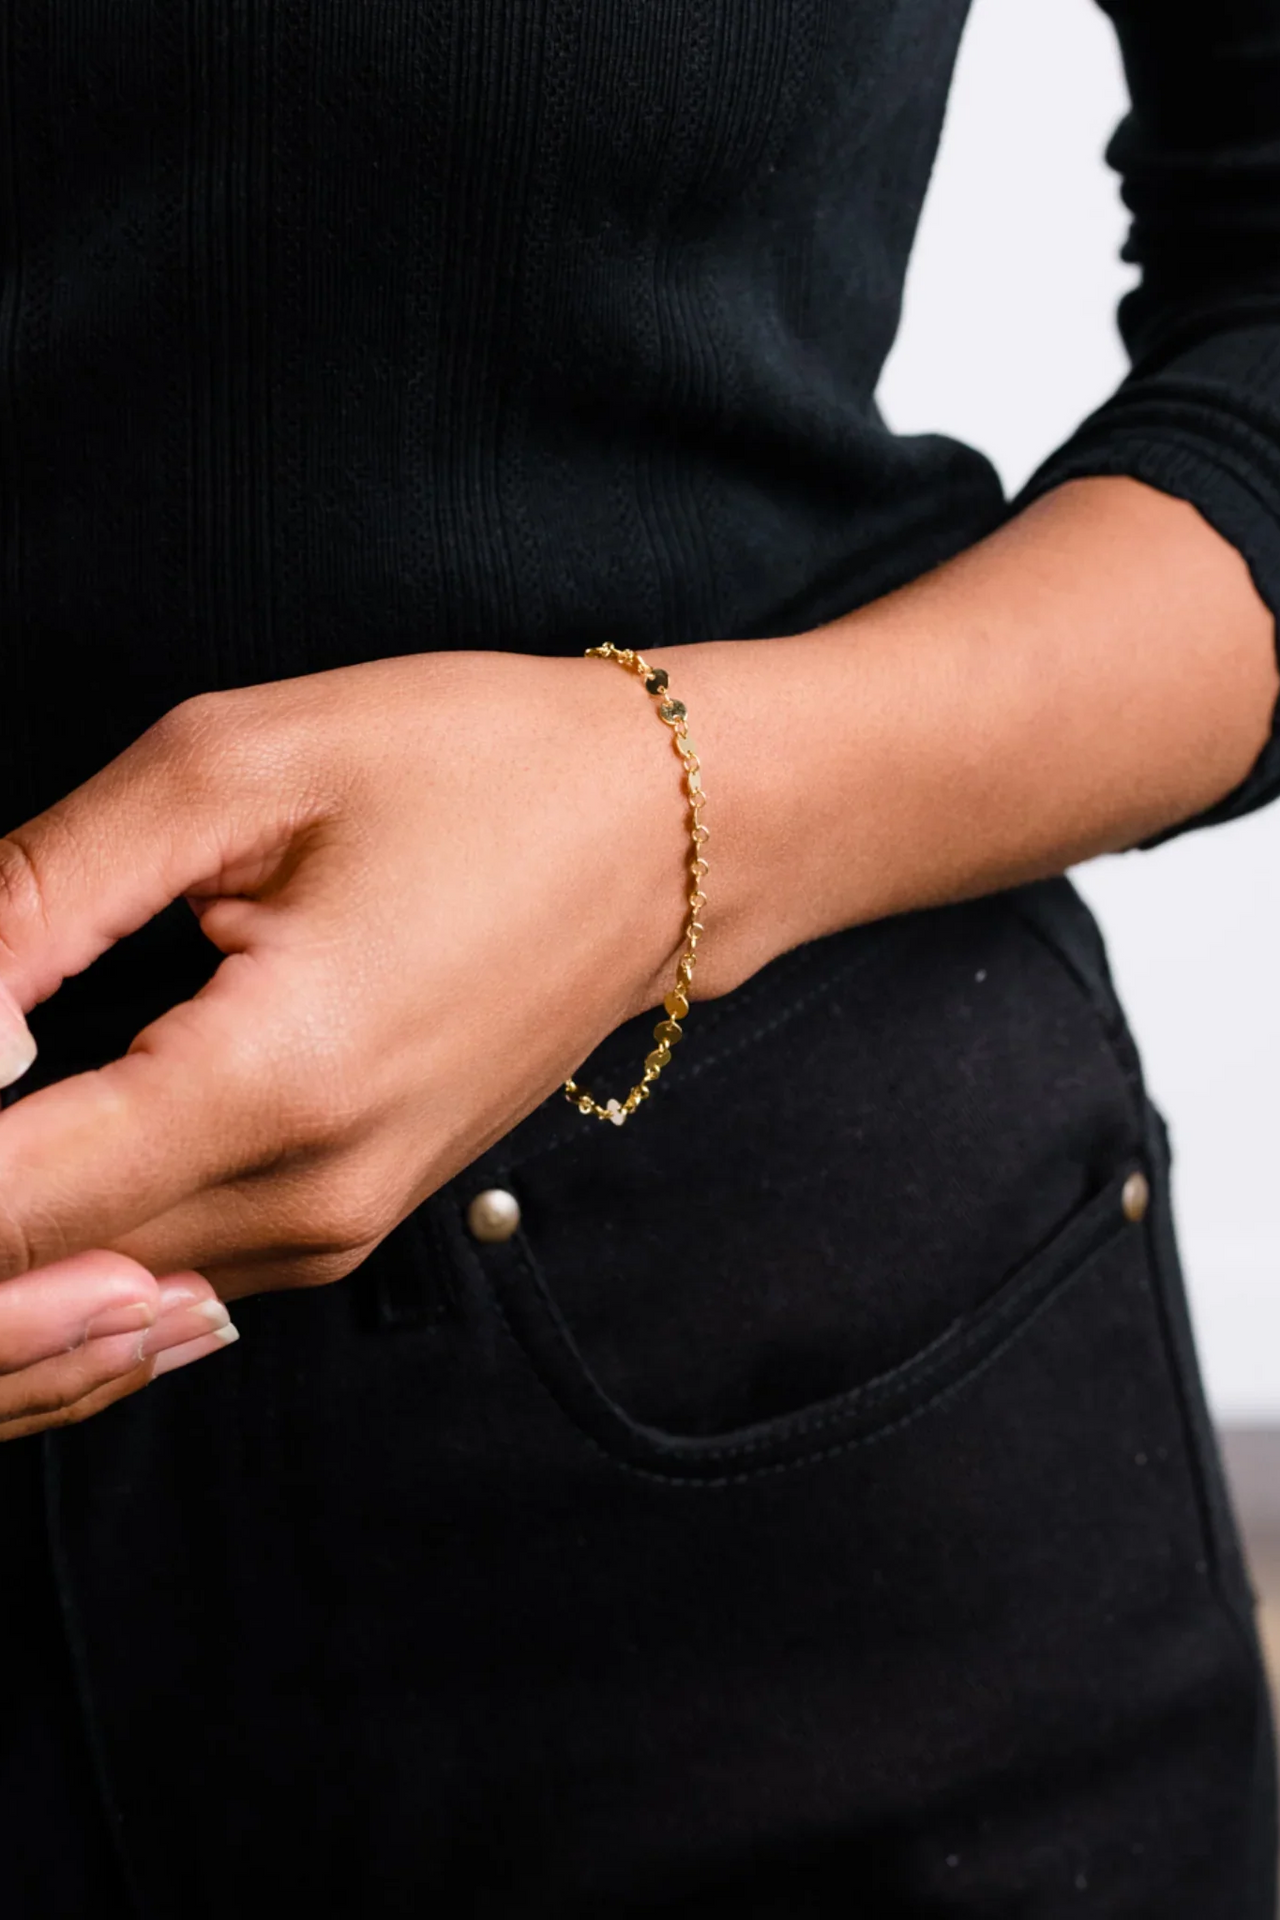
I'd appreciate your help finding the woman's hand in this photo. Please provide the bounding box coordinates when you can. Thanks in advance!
[0,475,1275,1439]
[0,1253,237,1441]
[0,651,698,1433]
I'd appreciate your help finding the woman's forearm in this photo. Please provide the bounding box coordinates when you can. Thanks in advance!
[0,475,1273,1431]
[658,476,1280,1001]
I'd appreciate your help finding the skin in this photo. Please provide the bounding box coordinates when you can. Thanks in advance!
[0,474,1275,1436]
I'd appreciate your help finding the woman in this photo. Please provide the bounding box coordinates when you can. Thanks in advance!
[0,1,1276,1913]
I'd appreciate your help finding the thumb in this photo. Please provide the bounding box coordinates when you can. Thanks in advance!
[0,693,307,1085]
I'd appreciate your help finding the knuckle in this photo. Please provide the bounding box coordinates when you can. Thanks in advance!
[14,1373,93,1425]
[148,688,289,802]
[143,693,229,788]
[0,1188,50,1283]
[148,688,317,800]
[151,690,222,751]
[61,1353,146,1421]
[0,831,50,963]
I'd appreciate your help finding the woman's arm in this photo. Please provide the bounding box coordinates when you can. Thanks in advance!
[0,471,1271,1436]
[4,1,1280,1436]
[653,473,1279,1003]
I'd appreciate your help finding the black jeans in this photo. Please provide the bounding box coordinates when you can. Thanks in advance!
[2,880,1275,1917]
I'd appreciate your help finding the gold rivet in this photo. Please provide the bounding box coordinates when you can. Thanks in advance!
[466,1188,522,1244]
[1121,1172,1150,1224]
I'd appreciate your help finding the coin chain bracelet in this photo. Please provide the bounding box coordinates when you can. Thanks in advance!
[563,643,709,1127]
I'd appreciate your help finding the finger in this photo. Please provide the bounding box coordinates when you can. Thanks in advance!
[0,1250,162,1373]
[0,1327,158,1422]
[0,1270,226,1403]
[136,1242,365,1303]
[149,1325,241,1377]
[0,688,320,1068]
[111,1149,391,1298]
[0,1330,230,1441]
[0,1313,192,1422]
[0,955,299,1279]
[137,1284,238,1358]
[117,1214,377,1303]
[0,1364,154,1442]
[0,1275,239,1440]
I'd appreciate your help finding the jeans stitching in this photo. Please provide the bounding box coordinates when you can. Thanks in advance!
[483,1175,1134,1475]
[483,1217,1126,1489]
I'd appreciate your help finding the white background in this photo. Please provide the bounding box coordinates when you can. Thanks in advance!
[878,0,1280,1420]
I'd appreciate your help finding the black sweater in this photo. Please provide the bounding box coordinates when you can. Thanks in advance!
[3,2,1280,884]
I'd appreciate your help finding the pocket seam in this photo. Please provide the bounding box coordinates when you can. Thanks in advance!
[481,1193,1138,1488]
[1137,1105,1265,1633]
[475,1166,1141,1482]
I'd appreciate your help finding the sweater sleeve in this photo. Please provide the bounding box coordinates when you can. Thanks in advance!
[1014,0,1280,839]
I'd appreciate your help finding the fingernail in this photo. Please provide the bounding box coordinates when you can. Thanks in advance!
[189,1298,232,1328]
[141,1298,232,1360]
[0,1007,36,1090]
[150,1322,239,1377]
[82,1299,157,1342]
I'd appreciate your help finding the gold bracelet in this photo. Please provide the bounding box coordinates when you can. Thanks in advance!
[563,643,709,1127]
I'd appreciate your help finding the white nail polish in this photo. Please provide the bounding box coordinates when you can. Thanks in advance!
[193,1299,232,1331]
[0,1022,36,1090]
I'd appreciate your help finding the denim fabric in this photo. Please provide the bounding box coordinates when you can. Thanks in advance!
[0,879,1274,1916]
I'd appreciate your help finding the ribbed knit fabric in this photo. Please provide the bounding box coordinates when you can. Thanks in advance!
[4,17,1280,1910]
[2,0,1280,831]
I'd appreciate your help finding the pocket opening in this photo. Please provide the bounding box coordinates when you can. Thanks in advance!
[472,1164,1145,1480]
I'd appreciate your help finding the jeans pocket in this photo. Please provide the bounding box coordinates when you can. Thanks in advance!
[473,1161,1146,1479]
[455,885,1152,1478]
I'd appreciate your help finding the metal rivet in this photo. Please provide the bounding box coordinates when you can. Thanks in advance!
[1121,1171,1150,1224]
[466,1188,522,1244]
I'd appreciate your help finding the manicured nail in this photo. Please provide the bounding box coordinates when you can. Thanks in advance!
[188,1298,232,1328]
[0,1003,36,1090]
[141,1298,232,1360]
[150,1322,240,1377]
[82,1299,158,1342]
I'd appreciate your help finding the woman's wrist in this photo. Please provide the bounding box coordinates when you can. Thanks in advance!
[645,477,1278,1004]
[555,651,699,1022]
